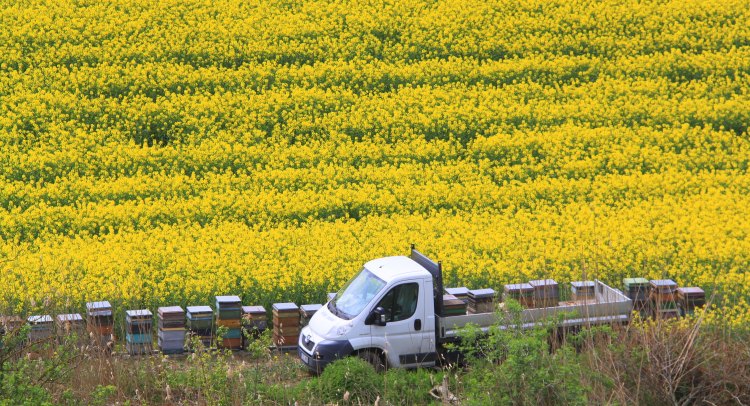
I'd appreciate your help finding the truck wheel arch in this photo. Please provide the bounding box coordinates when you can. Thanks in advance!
[355,348,388,372]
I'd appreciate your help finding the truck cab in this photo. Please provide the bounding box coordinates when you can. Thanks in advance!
[298,253,439,373]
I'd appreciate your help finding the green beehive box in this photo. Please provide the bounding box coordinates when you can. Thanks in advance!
[623,278,649,302]
[623,278,649,289]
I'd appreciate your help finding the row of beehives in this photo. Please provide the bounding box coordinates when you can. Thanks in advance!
[438,279,573,317]
[437,278,705,318]
[0,297,323,355]
[1,280,706,354]
[623,278,706,319]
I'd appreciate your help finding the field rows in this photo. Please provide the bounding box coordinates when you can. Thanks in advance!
[0,0,748,327]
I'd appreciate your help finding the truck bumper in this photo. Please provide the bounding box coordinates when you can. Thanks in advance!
[298,339,354,374]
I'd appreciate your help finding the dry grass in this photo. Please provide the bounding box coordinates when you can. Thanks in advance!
[4,304,750,405]
[583,318,750,405]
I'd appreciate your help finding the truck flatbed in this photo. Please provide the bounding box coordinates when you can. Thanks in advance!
[438,280,632,341]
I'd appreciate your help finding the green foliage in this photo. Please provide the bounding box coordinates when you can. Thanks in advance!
[453,298,525,364]
[318,357,382,404]
[0,326,80,406]
[163,342,233,404]
[383,367,441,405]
[89,385,116,406]
[0,364,53,406]
[215,325,228,348]
[567,324,614,349]
[248,381,309,405]
[242,326,272,360]
[454,300,589,405]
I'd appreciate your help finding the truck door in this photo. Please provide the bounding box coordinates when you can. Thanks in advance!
[370,280,434,367]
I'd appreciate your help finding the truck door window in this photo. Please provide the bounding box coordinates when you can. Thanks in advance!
[375,283,419,322]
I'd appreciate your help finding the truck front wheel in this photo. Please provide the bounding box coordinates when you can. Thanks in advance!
[357,349,387,372]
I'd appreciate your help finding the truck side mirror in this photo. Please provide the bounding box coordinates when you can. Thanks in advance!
[367,307,387,326]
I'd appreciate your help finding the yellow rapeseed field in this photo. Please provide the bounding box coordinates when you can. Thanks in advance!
[1,0,748,325]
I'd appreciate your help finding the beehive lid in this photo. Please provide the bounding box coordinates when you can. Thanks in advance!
[273,303,299,312]
[28,315,53,324]
[186,306,212,314]
[215,296,242,304]
[650,279,677,288]
[677,287,705,296]
[56,313,83,323]
[468,289,496,299]
[158,306,184,315]
[623,278,649,287]
[446,287,469,296]
[529,279,558,288]
[571,281,595,289]
[242,306,266,315]
[327,292,337,301]
[300,304,322,313]
[126,309,152,318]
[86,301,112,311]
[504,283,533,292]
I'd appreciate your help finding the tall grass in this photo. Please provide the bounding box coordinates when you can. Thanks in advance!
[2,300,749,405]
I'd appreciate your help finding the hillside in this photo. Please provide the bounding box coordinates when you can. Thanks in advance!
[1,0,749,325]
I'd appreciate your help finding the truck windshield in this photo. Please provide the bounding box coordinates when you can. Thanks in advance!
[329,268,386,320]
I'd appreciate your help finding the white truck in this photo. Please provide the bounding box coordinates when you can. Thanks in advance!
[298,246,632,372]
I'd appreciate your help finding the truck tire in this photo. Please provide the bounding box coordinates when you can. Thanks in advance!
[358,349,387,372]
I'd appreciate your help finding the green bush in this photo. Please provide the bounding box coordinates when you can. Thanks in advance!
[0,325,76,406]
[0,365,53,406]
[455,301,589,405]
[242,326,272,360]
[163,342,232,404]
[383,367,440,405]
[318,357,382,404]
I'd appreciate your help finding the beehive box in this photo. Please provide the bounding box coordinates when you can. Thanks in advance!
[241,305,267,348]
[0,316,23,351]
[529,279,559,308]
[571,281,595,301]
[215,296,243,349]
[242,305,267,332]
[272,303,300,348]
[649,279,678,302]
[504,283,534,308]
[300,304,322,327]
[677,287,706,314]
[186,305,213,348]
[55,313,85,345]
[125,309,153,355]
[158,306,186,355]
[27,315,54,342]
[442,294,467,316]
[468,289,495,314]
[1,315,23,332]
[623,278,649,302]
[86,301,114,349]
[445,287,470,304]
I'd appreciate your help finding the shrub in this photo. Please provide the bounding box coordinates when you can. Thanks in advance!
[383,368,441,405]
[456,301,589,405]
[318,357,382,404]
[0,326,79,406]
